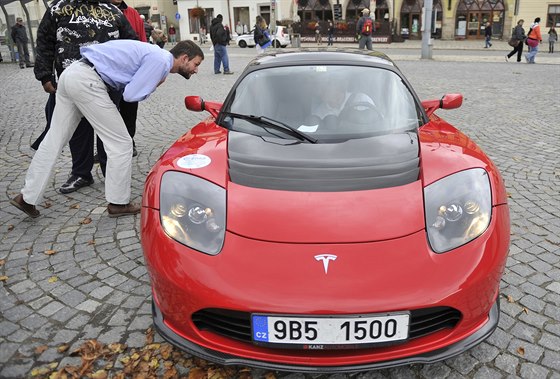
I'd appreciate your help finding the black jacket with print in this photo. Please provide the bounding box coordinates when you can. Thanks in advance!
[34,0,137,85]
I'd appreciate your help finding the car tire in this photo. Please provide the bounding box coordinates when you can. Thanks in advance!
[274,40,281,48]
[238,40,247,48]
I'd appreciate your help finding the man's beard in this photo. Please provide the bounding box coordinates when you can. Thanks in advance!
[178,68,191,80]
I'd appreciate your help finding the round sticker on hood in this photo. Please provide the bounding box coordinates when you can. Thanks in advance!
[176,154,211,169]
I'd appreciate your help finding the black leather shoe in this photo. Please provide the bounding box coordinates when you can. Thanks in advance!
[59,175,94,194]
[223,71,234,75]
[107,202,141,217]
[10,194,40,218]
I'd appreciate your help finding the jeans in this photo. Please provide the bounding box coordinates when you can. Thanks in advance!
[358,35,372,50]
[213,44,230,73]
[527,44,539,63]
[485,35,492,47]
[15,40,31,66]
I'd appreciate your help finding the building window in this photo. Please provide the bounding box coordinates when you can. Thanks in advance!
[547,5,560,27]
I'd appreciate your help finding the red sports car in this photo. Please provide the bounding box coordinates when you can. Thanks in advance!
[141,49,510,373]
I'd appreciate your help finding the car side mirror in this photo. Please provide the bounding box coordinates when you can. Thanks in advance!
[184,96,222,118]
[421,93,463,117]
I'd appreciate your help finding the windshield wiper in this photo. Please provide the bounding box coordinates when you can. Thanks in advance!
[221,111,318,144]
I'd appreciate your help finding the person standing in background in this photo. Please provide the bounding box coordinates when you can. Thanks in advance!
[327,20,335,46]
[210,14,233,74]
[143,17,154,43]
[11,17,33,68]
[356,8,373,50]
[253,15,272,54]
[168,24,177,44]
[548,26,557,53]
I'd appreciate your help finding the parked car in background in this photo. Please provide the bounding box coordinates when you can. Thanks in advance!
[235,25,291,48]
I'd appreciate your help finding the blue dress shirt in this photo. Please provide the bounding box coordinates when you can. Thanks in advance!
[80,40,174,103]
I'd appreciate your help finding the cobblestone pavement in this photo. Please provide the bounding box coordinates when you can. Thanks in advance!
[1,45,559,378]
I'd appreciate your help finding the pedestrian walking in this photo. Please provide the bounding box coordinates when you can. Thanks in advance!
[548,26,557,53]
[525,17,542,64]
[10,40,204,219]
[210,14,234,74]
[152,28,167,48]
[484,22,492,48]
[199,26,207,45]
[168,24,177,44]
[11,17,33,68]
[253,15,272,54]
[506,19,526,62]
[31,0,138,194]
[95,0,148,175]
[356,8,373,50]
[327,20,335,46]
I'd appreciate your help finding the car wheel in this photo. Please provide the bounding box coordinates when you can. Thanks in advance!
[274,40,281,48]
[239,40,247,48]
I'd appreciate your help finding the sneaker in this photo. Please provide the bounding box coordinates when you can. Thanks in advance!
[214,71,221,74]
[505,55,509,62]
[107,202,141,218]
[223,71,234,75]
[59,175,94,194]
[524,54,529,63]
[10,194,40,218]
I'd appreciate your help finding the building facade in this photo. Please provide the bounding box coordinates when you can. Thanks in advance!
[1,0,558,56]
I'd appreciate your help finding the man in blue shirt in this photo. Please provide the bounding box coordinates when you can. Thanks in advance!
[11,40,204,218]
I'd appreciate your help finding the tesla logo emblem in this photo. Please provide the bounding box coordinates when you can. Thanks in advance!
[315,254,337,274]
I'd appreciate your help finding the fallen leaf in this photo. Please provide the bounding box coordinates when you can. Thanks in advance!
[162,367,178,379]
[187,368,206,379]
[90,369,108,379]
[48,276,58,283]
[31,366,51,376]
[264,373,277,379]
[35,345,49,354]
[48,362,58,369]
[0,259,5,267]
[145,343,161,350]
[44,250,57,256]
[145,328,154,345]
[80,217,92,225]
[108,343,126,354]
[523,307,529,314]
[517,346,525,356]
[507,295,515,303]
[0,276,9,282]
[70,204,80,209]
[44,202,52,208]
[87,240,96,245]
[57,344,69,353]
[7,225,14,231]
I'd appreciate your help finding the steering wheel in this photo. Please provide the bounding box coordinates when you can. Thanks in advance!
[338,100,384,131]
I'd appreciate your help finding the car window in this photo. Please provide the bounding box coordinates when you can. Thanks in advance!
[224,65,420,142]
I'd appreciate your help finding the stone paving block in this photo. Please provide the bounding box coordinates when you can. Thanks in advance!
[3,304,33,323]
[20,313,49,330]
[0,361,34,379]
[493,353,519,375]
[520,362,550,378]
[37,301,65,317]
[50,306,78,323]
[76,299,101,313]
[507,338,544,363]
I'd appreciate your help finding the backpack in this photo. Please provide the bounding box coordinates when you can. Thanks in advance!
[361,18,373,36]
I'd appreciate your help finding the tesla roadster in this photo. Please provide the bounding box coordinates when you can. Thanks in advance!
[141,49,510,372]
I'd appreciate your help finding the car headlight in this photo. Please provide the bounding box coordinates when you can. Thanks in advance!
[424,168,492,253]
[160,171,226,255]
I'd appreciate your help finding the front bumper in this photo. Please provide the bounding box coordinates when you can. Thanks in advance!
[152,299,500,373]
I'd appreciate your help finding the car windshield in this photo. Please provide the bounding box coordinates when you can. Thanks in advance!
[222,65,421,142]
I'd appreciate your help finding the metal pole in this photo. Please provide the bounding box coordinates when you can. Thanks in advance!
[421,0,433,59]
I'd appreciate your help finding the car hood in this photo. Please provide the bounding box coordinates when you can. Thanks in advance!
[226,130,424,243]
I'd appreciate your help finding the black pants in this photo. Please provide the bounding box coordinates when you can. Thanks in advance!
[32,93,95,181]
[97,99,139,176]
[507,42,524,62]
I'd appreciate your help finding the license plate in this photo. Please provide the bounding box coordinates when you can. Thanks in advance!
[251,312,409,349]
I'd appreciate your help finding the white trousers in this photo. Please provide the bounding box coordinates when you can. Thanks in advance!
[21,62,133,205]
